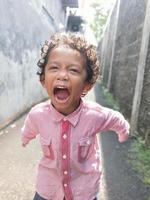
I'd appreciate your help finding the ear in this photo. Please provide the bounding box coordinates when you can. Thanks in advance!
[82,83,93,97]
[40,75,45,88]
[41,80,45,88]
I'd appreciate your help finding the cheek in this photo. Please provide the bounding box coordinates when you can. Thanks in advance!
[74,82,86,94]
[42,77,53,92]
[44,73,54,83]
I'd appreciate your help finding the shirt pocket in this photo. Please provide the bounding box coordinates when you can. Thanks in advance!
[78,137,93,162]
[40,137,54,160]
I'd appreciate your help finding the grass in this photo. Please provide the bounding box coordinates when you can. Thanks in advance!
[129,137,150,186]
[101,85,120,111]
[101,85,150,187]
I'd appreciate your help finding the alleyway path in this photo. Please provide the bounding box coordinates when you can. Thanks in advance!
[0,83,150,200]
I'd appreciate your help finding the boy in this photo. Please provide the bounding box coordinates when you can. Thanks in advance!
[22,33,129,200]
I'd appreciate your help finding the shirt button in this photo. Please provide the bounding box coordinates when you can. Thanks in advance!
[64,171,68,175]
[63,134,67,139]
[62,154,67,159]
[64,183,67,187]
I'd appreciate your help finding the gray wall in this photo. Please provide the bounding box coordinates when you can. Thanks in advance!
[100,0,147,116]
[100,0,150,137]
[100,2,119,86]
[0,0,65,129]
[111,0,146,117]
[139,39,150,135]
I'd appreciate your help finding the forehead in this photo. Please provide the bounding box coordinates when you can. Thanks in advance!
[50,45,81,56]
[48,45,86,64]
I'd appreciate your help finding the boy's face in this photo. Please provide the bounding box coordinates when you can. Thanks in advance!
[42,45,91,115]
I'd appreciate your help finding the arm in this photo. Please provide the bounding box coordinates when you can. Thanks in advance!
[98,108,130,142]
[21,112,39,147]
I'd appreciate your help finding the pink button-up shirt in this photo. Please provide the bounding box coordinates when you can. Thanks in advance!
[21,99,129,200]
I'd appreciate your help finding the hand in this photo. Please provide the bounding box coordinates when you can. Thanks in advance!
[119,133,129,143]
[22,143,26,147]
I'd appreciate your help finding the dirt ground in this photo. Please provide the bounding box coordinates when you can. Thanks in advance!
[0,83,150,200]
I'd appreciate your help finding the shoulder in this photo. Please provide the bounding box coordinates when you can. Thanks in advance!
[82,100,120,118]
[83,100,101,109]
[29,101,50,117]
[81,100,127,130]
[83,100,106,112]
[82,100,108,116]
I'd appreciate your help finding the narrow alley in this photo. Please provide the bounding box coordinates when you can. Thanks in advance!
[1,0,150,199]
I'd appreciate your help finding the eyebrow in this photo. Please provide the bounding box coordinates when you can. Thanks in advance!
[47,61,84,68]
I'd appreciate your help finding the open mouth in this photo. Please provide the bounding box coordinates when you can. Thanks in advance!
[53,86,70,102]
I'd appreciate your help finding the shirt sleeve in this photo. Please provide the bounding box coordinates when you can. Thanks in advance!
[21,111,39,146]
[98,108,130,142]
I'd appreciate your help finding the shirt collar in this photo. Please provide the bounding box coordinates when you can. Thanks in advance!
[49,99,83,127]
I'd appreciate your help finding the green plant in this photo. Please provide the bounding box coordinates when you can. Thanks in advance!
[89,0,115,40]
[129,137,150,186]
[101,85,120,110]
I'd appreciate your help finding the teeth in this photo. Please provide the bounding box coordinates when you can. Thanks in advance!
[56,86,67,89]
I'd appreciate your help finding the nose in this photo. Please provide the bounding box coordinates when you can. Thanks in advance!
[57,69,68,81]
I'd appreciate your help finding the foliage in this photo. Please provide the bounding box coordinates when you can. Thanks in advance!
[101,85,120,110]
[129,137,150,186]
[89,0,115,40]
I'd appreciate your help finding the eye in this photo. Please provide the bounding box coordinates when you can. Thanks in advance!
[69,67,80,74]
[47,65,59,71]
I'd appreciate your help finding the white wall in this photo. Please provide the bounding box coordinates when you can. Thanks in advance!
[0,0,65,128]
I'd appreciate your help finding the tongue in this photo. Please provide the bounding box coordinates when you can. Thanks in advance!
[55,89,69,100]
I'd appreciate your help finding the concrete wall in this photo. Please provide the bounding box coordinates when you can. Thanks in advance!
[138,39,150,136]
[0,0,65,129]
[100,0,150,137]
[100,0,147,116]
[112,0,146,117]
[100,2,119,86]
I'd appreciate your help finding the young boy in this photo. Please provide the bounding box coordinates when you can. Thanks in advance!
[21,33,129,200]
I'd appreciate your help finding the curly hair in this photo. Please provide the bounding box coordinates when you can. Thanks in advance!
[37,33,100,85]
